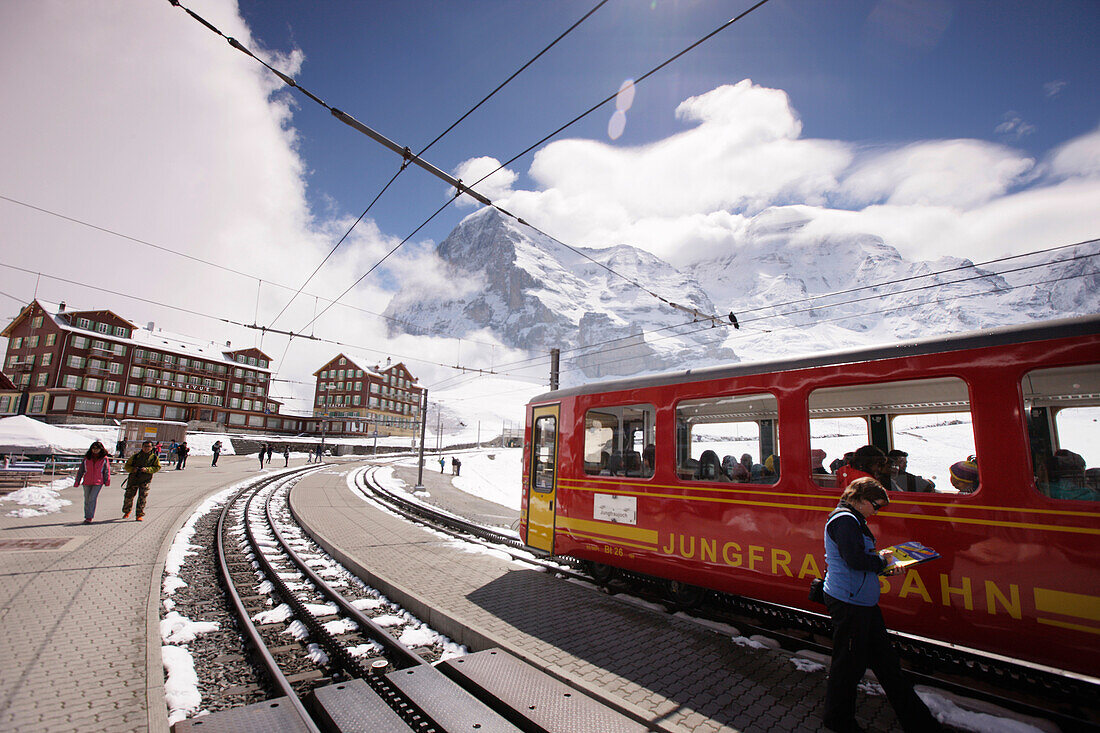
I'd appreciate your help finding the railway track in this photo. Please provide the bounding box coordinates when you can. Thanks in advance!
[353,464,1100,733]
[174,465,646,733]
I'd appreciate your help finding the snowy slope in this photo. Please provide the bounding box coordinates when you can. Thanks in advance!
[385,206,1098,383]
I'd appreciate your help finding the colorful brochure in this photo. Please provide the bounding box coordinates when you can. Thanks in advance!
[880,540,940,573]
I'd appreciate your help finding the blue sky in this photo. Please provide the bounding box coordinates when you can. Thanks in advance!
[0,0,1097,406]
[234,0,1099,244]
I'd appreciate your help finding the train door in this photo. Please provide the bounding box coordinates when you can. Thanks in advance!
[526,405,559,553]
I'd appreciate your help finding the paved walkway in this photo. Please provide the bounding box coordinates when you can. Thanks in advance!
[0,455,313,733]
[290,462,905,733]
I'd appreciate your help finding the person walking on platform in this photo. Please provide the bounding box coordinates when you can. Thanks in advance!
[75,441,111,524]
[115,439,126,459]
[175,441,189,470]
[258,445,266,470]
[265,444,273,465]
[283,445,290,467]
[123,440,161,521]
[211,440,223,467]
[821,477,941,733]
[439,456,445,473]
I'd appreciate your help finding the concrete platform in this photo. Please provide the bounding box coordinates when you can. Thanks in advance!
[290,462,907,733]
[0,455,317,733]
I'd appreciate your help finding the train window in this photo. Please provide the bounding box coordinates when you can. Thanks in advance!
[1023,364,1100,501]
[583,404,656,478]
[531,415,557,493]
[808,377,974,494]
[675,393,778,484]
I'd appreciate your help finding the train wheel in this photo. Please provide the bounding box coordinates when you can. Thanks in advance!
[588,561,616,585]
[666,579,705,610]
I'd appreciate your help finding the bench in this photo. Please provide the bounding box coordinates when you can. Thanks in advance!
[0,462,47,493]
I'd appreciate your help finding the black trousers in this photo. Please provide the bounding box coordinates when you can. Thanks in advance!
[824,596,939,733]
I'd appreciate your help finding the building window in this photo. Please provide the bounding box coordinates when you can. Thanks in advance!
[157,388,170,400]
[109,362,122,374]
[71,336,89,350]
[230,398,240,409]
[137,403,161,418]
[229,413,246,426]
[96,322,110,333]
[77,318,91,329]
[114,326,128,337]
[248,356,256,366]
[41,353,53,367]
[68,355,86,369]
[32,316,43,329]
[164,406,185,420]
[172,390,184,402]
[29,335,39,348]
[141,386,154,398]
[62,374,80,389]
[131,366,143,378]
[113,344,126,356]
[29,395,46,413]
[51,395,69,411]
[186,392,199,403]
[127,384,140,397]
[83,377,102,391]
[105,381,120,394]
[46,333,56,346]
[36,373,48,387]
[11,337,22,350]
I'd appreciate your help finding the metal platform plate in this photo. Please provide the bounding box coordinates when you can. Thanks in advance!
[171,696,313,732]
[438,649,648,733]
[309,679,415,733]
[386,663,523,733]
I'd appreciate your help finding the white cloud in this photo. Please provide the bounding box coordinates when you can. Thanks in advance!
[1043,80,1067,98]
[452,157,517,207]
[1045,126,1100,180]
[995,112,1036,139]
[0,0,432,410]
[491,81,850,261]
[839,140,1034,209]
[477,79,1097,265]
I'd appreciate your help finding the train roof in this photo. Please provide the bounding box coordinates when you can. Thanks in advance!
[530,314,1100,404]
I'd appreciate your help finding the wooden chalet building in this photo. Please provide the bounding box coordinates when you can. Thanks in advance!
[0,300,300,433]
[311,354,424,437]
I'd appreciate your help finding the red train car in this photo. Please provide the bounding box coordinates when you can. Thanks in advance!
[521,315,1100,679]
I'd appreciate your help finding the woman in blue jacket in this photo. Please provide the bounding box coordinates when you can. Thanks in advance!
[822,477,940,733]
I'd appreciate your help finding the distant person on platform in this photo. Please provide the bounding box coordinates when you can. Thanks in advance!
[887,450,934,492]
[168,441,178,464]
[123,440,161,521]
[175,442,189,470]
[439,456,445,473]
[265,444,273,465]
[283,445,290,467]
[211,440,223,467]
[115,439,126,459]
[315,444,324,464]
[75,441,111,524]
[258,445,266,470]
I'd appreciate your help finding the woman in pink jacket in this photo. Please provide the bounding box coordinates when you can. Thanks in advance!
[74,441,111,524]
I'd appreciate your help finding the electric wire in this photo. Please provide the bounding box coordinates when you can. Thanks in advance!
[169,0,772,331]
[425,248,1099,389]
[0,261,505,378]
[0,192,508,349]
[432,239,1100,379]
[264,0,611,328]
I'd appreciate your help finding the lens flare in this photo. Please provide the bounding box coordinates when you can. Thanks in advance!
[615,78,636,112]
[607,110,626,140]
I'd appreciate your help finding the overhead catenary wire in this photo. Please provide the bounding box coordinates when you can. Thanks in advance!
[0,261,502,378]
[0,192,502,349]
[168,0,772,334]
[430,239,1100,380]
[263,0,612,329]
[425,245,1100,389]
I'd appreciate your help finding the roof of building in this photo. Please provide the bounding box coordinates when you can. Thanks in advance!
[8,300,274,374]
